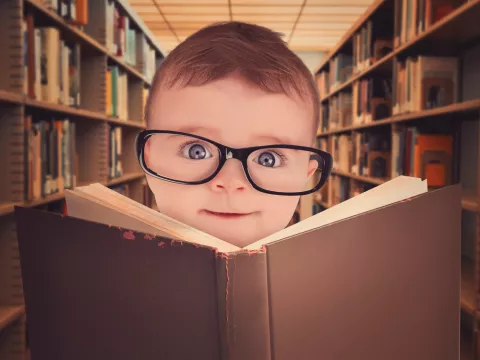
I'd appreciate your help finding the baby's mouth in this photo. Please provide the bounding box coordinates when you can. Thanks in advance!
[202,210,253,219]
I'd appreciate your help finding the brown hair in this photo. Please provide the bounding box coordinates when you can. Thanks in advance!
[145,21,320,136]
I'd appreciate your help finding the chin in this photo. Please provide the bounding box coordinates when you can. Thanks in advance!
[209,229,262,248]
[199,220,286,249]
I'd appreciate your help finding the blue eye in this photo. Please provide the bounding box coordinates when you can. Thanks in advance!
[255,151,284,168]
[182,142,212,160]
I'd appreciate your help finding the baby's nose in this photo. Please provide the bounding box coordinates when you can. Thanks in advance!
[209,159,249,193]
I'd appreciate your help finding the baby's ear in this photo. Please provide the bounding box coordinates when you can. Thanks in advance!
[144,141,150,162]
[307,159,318,178]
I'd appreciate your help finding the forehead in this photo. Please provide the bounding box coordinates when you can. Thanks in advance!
[149,76,314,147]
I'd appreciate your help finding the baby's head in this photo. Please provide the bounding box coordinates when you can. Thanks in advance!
[140,21,323,248]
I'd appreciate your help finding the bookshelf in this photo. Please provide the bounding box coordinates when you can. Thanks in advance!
[311,0,480,358]
[0,0,165,358]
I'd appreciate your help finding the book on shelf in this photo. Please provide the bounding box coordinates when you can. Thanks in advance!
[108,125,123,179]
[43,0,88,25]
[352,76,393,125]
[329,54,353,92]
[23,116,77,201]
[104,0,157,79]
[328,92,353,130]
[315,15,393,97]
[106,66,128,119]
[392,125,453,187]
[394,0,466,46]
[14,176,462,359]
[329,130,391,180]
[22,18,81,106]
[328,173,351,205]
[113,6,137,65]
[392,56,459,115]
[316,71,329,99]
[316,75,392,135]
[352,20,393,73]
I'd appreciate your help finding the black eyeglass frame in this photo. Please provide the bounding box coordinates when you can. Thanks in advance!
[135,129,333,196]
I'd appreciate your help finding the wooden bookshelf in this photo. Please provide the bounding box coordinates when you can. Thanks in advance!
[24,0,153,86]
[312,0,480,358]
[0,305,25,330]
[0,0,164,359]
[315,0,480,77]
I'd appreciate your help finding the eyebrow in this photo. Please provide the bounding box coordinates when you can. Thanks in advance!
[175,125,294,145]
[175,125,219,136]
[253,135,294,145]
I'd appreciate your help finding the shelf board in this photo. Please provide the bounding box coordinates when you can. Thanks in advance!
[0,173,145,217]
[25,97,146,129]
[0,90,145,129]
[107,117,146,129]
[25,97,109,121]
[0,305,25,330]
[0,90,24,105]
[108,55,151,86]
[317,99,480,136]
[106,172,145,187]
[462,191,478,212]
[24,0,152,87]
[0,191,66,217]
[332,169,387,185]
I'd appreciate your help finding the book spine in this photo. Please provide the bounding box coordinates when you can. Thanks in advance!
[216,251,272,360]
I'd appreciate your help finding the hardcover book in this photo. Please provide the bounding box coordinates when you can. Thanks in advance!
[14,176,461,360]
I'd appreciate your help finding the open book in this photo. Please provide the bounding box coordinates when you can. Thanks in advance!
[63,176,429,253]
[13,176,462,360]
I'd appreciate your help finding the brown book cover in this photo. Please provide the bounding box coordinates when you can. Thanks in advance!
[413,133,453,187]
[14,178,461,360]
[25,14,36,99]
[75,0,89,26]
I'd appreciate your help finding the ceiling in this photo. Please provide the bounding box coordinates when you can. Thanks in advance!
[127,0,374,54]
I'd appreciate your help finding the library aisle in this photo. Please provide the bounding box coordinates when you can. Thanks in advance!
[0,0,479,359]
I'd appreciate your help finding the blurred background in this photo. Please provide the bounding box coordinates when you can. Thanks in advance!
[126,0,372,69]
[1,0,480,359]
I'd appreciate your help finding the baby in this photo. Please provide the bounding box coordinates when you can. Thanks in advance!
[136,21,331,248]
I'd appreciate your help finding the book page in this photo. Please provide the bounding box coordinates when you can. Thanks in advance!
[244,176,428,250]
[67,184,240,253]
[65,190,181,239]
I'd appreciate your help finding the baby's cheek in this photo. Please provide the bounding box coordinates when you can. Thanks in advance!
[262,196,299,228]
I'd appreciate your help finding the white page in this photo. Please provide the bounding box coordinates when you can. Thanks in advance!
[244,176,428,250]
[65,190,180,239]
[70,184,240,253]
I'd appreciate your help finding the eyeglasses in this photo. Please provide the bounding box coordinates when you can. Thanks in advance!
[135,130,333,196]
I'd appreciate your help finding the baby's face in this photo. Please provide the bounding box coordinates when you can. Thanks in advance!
[145,75,315,248]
